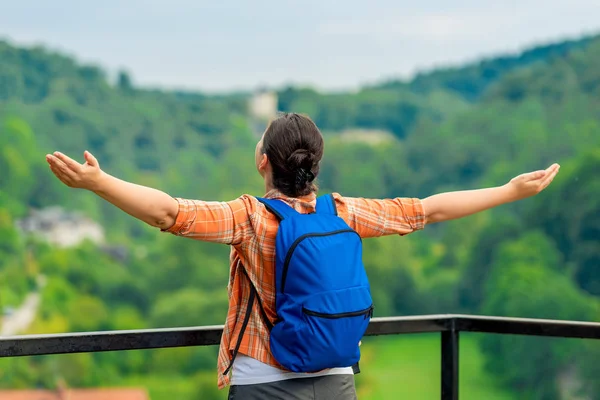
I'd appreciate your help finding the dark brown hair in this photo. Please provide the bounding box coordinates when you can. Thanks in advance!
[262,113,324,197]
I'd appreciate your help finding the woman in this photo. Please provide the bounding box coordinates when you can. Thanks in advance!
[46,113,560,399]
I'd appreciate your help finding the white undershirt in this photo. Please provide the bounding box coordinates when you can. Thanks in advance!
[231,354,354,386]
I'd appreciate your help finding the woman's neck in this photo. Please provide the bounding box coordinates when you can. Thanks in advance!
[264,179,275,194]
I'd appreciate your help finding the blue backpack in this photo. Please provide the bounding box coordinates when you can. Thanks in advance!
[225,194,373,375]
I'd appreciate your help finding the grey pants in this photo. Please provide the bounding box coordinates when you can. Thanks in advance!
[227,374,357,400]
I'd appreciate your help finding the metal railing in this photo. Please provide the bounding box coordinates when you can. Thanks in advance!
[2,314,599,399]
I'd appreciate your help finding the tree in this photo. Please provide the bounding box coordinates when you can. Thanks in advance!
[480,232,596,399]
[117,71,133,92]
[527,150,600,295]
[150,288,228,328]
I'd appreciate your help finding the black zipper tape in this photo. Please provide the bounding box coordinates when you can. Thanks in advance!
[302,304,374,319]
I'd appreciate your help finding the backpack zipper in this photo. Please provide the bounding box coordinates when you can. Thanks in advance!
[280,229,360,293]
[303,304,374,319]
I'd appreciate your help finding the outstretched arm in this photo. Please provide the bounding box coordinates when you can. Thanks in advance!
[46,151,179,230]
[422,163,560,224]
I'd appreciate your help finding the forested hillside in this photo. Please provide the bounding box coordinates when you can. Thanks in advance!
[0,35,598,399]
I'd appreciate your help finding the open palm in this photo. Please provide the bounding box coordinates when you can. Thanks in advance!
[46,151,102,190]
[508,163,560,199]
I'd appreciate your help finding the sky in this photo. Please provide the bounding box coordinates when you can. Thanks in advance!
[1,0,599,93]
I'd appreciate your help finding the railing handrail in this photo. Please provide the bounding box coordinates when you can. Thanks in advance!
[1,314,599,358]
[366,314,600,338]
[2,314,599,400]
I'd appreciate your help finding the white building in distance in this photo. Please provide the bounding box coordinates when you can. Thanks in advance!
[249,90,278,122]
[15,207,105,248]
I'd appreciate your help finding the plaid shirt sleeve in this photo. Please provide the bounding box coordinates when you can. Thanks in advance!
[162,196,255,245]
[335,194,427,238]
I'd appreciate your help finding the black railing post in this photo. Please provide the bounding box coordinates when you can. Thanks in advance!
[441,319,459,400]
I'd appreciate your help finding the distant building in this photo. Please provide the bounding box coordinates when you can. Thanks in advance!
[15,207,105,248]
[0,388,149,400]
[249,90,278,122]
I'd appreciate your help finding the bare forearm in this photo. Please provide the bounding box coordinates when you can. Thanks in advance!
[46,151,180,229]
[422,184,518,224]
[92,172,179,229]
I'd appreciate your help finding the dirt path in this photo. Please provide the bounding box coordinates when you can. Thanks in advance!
[0,292,40,336]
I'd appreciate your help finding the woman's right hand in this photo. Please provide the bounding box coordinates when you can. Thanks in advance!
[46,150,178,228]
[46,151,104,191]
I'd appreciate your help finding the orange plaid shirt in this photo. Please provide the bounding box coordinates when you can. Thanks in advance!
[165,190,426,389]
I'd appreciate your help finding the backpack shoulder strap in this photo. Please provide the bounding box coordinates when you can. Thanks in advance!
[316,194,338,216]
[256,197,297,220]
[223,262,274,376]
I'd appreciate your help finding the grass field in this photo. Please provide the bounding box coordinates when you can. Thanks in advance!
[355,333,516,400]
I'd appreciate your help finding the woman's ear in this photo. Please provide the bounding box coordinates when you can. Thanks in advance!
[258,153,269,175]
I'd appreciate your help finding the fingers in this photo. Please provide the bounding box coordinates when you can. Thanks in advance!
[53,151,82,172]
[525,170,547,182]
[539,164,560,190]
[525,163,560,183]
[46,154,71,176]
[46,154,76,186]
[546,163,560,173]
[46,151,100,189]
[84,150,99,167]
[47,158,74,187]
[48,163,65,182]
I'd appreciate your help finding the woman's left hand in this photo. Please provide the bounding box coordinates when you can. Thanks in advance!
[506,163,560,200]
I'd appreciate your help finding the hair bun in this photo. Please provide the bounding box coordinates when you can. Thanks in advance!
[287,148,314,170]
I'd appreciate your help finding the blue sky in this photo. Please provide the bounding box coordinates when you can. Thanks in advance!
[1,0,599,92]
